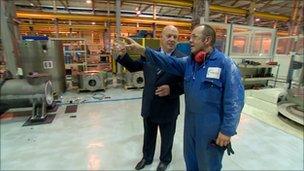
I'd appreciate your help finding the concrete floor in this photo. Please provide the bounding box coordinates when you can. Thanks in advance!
[1,88,303,170]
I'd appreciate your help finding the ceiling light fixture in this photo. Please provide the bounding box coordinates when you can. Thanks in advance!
[86,0,92,4]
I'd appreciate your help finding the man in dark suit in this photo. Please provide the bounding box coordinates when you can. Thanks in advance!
[114,25,185,171]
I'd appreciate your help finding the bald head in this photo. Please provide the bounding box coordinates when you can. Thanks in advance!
[190,24,216,54]
[162,25,179,36]
[161,25,179,53]
[195,24,216,46]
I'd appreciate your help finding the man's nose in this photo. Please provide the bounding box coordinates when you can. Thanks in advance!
[189,38,193,43]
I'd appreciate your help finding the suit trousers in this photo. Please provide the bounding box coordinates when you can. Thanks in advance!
[143,117,177,164]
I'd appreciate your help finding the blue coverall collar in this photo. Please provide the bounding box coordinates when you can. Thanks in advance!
[207,47,217,60]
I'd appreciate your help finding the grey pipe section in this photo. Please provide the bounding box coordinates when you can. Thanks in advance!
[0,79,53,107]
[1,79,46,96]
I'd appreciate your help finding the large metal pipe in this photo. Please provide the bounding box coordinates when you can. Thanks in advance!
[0,78,54,120]
[0,79,53,108]
[1,79,50,96]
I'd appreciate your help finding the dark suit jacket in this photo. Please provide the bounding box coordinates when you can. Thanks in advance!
[117,49,185,123]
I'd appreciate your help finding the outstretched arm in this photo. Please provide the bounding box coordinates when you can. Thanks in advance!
[112,38,145,72]
[145,48,187,77]
[115,37,187,77]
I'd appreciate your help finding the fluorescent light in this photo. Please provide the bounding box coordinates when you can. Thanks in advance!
[86,0,92,4]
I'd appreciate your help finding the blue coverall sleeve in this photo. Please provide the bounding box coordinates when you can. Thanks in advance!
[220,59,245,136]
[145,48,187,77]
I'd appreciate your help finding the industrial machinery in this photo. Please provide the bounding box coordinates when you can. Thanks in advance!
[20,37,66,96]
[119,38,159,89]
[0,72,54,121]
[238,60,279,89]
[0,0,56,123]
[277,53,304,125]
[123,71,144,89]
[78,71,107,91]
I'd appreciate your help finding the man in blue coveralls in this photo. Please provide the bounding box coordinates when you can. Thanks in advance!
[114,24,245,171]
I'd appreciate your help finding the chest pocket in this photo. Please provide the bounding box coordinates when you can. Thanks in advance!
[201,78,223,104]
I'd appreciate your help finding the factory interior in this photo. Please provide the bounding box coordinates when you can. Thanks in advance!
[0,0,303,170]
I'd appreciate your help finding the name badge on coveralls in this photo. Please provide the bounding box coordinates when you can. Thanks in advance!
[206,67,221,79]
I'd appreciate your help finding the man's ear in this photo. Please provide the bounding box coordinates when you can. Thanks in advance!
[201,36,210,44]
[205,36,212,44]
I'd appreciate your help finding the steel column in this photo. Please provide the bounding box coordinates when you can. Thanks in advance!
[1,0,21,77]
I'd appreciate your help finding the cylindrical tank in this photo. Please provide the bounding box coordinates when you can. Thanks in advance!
[20,41,45,75]
[20,40,66,95]
[45,40,66,95]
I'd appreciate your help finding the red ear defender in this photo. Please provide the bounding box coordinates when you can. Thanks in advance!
[194,51,207,63]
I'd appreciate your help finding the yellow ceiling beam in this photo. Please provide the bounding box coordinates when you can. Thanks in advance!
[17,12,110,21]
[124,0,192,8]
[19,23,191,34]
[16,11,192,27]
[130,1,289,21]
[210,5,289,21]
[19,23,189,31]
[254,12,289,21]
[20,23,106,30]
[210,4,247,16]
[151,0,192,7]
[155,1,289,21]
